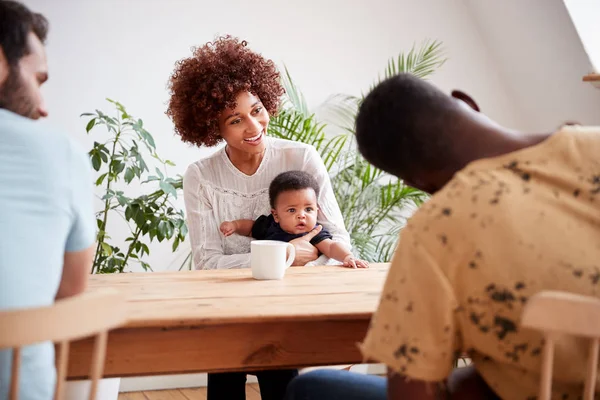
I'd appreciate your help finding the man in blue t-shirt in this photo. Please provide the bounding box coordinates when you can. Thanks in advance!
[0,2,96,399]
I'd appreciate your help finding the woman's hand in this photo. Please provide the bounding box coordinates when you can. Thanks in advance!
[289,225,322,266]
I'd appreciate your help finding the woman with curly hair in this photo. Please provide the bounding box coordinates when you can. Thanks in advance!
[167,36,351,400]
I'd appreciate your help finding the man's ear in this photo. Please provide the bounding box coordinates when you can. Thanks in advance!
[0,47,9,87]
[451,90,480,112]
[271,208,279,223]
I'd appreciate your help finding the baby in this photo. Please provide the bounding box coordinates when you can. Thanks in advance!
[220,170,369,268]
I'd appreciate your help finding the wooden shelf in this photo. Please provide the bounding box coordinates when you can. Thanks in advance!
[583,73,600,82]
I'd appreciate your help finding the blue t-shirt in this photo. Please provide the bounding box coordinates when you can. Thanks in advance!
[251,214,332,245]
[0,110,96,400]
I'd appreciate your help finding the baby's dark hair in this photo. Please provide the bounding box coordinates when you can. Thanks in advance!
[269,171,320,208]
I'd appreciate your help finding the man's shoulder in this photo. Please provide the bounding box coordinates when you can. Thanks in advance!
[0,110,86,165]
[409,179,471,227]
[403,173,494,255]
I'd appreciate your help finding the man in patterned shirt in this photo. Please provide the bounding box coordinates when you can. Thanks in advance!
[285,74,600,399]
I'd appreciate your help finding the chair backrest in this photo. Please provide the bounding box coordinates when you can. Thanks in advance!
[0,289,127,400]
[521,290,600,400]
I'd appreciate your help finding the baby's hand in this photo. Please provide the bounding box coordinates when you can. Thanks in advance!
[343,255,369,269]
[220,221,237,237]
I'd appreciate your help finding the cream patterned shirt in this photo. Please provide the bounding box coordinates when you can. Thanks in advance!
[362,126,600,399]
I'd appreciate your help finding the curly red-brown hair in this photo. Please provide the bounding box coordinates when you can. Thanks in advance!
[166,36,284,147]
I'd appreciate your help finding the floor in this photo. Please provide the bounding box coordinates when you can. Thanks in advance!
[118,384,262,400]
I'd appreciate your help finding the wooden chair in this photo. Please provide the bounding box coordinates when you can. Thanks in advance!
[0,289,127,400]
[521,291,600,400]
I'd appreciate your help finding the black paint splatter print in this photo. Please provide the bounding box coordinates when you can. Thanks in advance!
[494,316,517,340]
[504,160,532,183]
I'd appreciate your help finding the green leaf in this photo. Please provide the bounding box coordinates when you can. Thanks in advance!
[85,118,96,132]
[159,181,177,198]
[99,143,110,155]
[111,160,125,174]
[141,129,156,149]
[124,206,133,221]
[165,160,176,167]
[91,153,101,171]
[116,194,130,207]
[143,175,160,183]
[280,65,310,117]
[372,40,446,93]
[180,223,188,237]
[133,208,146,227]
[124,167,135,184]
[101,242,113,256]
[157,220,167,242]
[95,172,108,186]
[135,152,148,173]
[166,221,175,239]
[140,261,153,272]
[172,235,180,252]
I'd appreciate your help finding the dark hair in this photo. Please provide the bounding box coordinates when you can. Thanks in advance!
[166,36,284,147]
[269,171,320,208]
[0,1,48,66]
[355,73,460,181]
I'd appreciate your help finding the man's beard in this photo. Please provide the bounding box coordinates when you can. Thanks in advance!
[0,67,36,119]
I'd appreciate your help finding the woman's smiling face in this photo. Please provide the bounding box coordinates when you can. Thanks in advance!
[218,91,269,156]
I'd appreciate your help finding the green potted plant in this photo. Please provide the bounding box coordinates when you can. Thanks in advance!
[83,99,187,274]
[65,99,188,400]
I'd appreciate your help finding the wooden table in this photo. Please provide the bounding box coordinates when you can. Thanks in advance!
[67,264,389,379]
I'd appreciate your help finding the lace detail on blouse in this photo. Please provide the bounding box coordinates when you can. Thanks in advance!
[183,137,351,270]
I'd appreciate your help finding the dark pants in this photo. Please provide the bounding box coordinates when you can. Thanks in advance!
[284,367,502,400]
[208,369,299,400]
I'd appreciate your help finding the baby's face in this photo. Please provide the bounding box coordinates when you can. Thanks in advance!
[272,188,319,235]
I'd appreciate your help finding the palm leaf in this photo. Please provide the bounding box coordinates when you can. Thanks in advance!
[315,94,360,132]
[280,65,310,117]
[269,109,324,147]
[320,134,348,171]
[377,39,446,86]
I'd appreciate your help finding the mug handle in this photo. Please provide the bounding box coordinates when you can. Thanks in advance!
[285,243,296,269]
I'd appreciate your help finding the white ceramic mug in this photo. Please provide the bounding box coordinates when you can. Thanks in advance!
[250,240,296,280]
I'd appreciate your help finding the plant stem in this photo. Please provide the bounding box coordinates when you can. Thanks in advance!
[121,225,143,270]
[92,125,122,273]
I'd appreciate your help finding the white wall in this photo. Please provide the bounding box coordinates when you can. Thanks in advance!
[22,0,524,271]
[564,0,600,72]
[465,0,600,132]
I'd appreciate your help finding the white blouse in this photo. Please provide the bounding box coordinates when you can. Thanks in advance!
[183,137,351,270]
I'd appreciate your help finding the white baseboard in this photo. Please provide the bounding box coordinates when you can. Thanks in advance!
[119,364,385,393]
